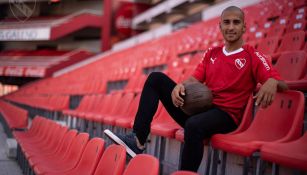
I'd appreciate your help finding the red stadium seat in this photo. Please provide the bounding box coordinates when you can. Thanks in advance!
[13,116,44,142]
[93,144,126,175]
[115,93,141,129]
[260,132,307,172]
[274,51,307,90]
[23,125,68,161]
[276,31,305,53]
[256,36,280,56]
[28,129,78,169]
[151,108,181,139]
[45,138,105,175]
[266,25,285,38]
[102,91,135,126]
[123,154,159,175]
[0,100,28,130]
[211,91,305,174]
[33,133,89,175]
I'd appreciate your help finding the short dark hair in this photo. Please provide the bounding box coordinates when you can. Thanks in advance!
[221,6,245,22]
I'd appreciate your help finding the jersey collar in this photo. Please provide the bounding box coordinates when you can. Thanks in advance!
[222,46,244,56]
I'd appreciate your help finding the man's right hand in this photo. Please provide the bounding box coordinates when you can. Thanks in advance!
[171,84,185,107]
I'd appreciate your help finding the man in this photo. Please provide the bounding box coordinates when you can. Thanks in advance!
[105,6,288,172]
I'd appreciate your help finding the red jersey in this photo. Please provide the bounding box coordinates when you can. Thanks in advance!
[192,44,281,124]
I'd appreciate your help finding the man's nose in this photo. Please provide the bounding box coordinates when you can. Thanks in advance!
[228,22,235,30]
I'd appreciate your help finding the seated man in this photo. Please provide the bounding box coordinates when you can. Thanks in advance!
[105,6,288,172]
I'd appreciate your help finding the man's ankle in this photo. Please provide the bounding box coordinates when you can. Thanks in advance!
[135,136,145,150]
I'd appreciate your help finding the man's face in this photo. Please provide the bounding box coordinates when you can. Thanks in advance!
[220,10,245,43]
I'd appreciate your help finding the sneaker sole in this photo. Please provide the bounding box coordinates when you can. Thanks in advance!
[104,129,136,157]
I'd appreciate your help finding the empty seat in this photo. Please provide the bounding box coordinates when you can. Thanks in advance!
[274,51,307,90]
[33,133,90,175]
[93,144,126,175]
[260,132,307,172]
[123,154,159,175]
[256,36,280,56]
[45,138,105,175]
[277,31,305,53]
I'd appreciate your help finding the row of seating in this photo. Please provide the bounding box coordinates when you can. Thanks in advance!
[13,116,197,175]
[209,90,306,174]
[59,90,307,174]
[0,100,28,130]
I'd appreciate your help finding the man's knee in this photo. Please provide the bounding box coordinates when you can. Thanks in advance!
[147,72,167,85]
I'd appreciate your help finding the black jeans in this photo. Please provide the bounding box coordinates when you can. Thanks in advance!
[132,72,237,172]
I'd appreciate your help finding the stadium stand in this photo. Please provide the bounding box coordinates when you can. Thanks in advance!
[0,100,28,137]
[0,0,306,174]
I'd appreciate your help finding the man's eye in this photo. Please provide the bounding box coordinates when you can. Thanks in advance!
[233,20,241,24]
[223,21,230,24]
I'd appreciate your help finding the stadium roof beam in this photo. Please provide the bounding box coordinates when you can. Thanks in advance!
[132,0,210,30]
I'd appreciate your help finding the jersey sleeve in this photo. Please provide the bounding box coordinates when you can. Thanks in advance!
[251,50,282,84]
[192,48,211,82]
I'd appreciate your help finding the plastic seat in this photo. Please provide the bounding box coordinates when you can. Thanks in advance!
[13,116,45,142]
[171,170,199,175]
[28,129,78,168]
[115,93,141,129]
[151,108,182,139]
[93,144,126,175]
[260,132,307,172]
[24,125,68,160]
[123,154,159,175]
[45,138,105,175]
[266,25,285,38]
[256,36,280,56]
[274,51,307,90]
[103,91,135,126]
[211,91,305,174]
[276,31,305,53]
[33,133,90,175]
[0,100,28,129]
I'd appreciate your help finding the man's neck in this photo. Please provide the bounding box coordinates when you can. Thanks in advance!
[224,39,244,52]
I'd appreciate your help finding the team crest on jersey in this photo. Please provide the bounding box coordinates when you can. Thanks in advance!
[235,58,246,69]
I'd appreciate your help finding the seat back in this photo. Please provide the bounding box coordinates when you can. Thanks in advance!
[274,51,307,81]
[93,144,126,175]
[54,129,78,158]
[256,37,280,55]
[231,95,254,134]
[123,154,159,175]
[244,91,305,141]
[71,138,105,175]
[63,133,89,164]
[111,91,135,116]
[277,31,305,52]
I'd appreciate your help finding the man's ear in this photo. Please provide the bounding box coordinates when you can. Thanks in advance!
[219,22,222,30]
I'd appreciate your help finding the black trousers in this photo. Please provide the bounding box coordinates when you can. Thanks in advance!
[133,72,237,172]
